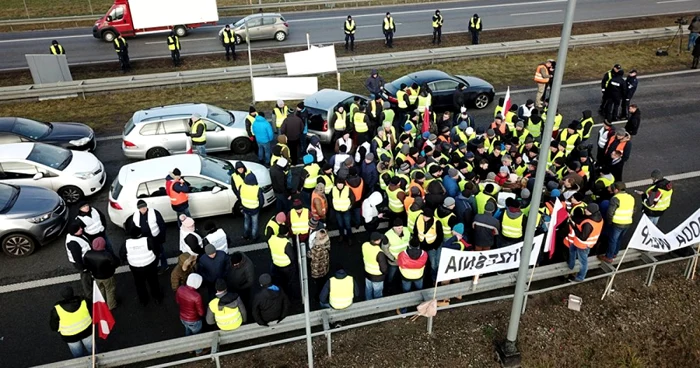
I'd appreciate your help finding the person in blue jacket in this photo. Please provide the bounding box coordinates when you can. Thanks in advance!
[442,168,461,198]
[252,113,274,165]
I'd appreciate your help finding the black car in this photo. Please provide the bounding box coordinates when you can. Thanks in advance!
[0,117,96,151]
[383,69,495,112]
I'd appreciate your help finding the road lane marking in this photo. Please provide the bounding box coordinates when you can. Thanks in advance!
[510,10,562,16]
[0,34,91,44]
[144,37,217,45]
[657,0,692,4]
[356,22,403,29]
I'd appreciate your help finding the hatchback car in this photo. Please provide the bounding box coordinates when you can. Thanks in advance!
[0,143,106,204]
[220,13,289,44]
[383,69,495,111]
[122,103,253,159]
[303,89,369,144]
[0,117,96,151]
[108,154,275,227]
[0,183,69,257]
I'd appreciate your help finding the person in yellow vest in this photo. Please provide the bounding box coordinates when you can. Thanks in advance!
[362,232,389,300]
[410,208,444,284]
[240,173,264,242]
[300,154,320,207]
[231,161,250,197]
[113,33,130,72]
[288,199,310,245]
[432,10,443,45]
[435,197,458,237]
[635,169,673,225]
[475,183,497,214]
[353,104,371,144]
[330,105,348,143]
[557,121,582,157]
[468,13,482,44]
[265,212,287,239]
[50,286,93,357]
[245,106,258,139]
[367,95,384,133]
[187,113,207,156]
[320,267,359,309]
[331,179,356,246]
[566,203,604,282]
[267,225,300,300]
[273,100,290,132]
[50,39,65,55]
[220,24,237,61]
[600,182,635,263]
[386,176,407,224]
[501,197,527,246]
[396,243,428,313]
[382,218,411,285]
[166,31,181,66]
[383,12,396,48]
[344,15,356,51]
[206,279,247,331]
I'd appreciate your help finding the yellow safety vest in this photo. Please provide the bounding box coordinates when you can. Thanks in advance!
[383,17,395,31]
[383,109,395,124]
[475,192,493,215]
[612,192,635,225]
[239,184,259,209]
[579,117,594,140]
[559,130,580,156]
[273,107,288,128]
[222,30,234,44]
[50,44,65,55]
[386,187,404,213]
[502,213,524,239]
[435,210,455,235]
[55,301,91,336]
[385,229,410,258]
[416,217,439,244]
[265,218,280,237]
[114,37,126,52]
[417,95,432,112]
[190,119,206,143]
[334,111,347,131]
[208,298,243,331]
[643,186,673,212]
[494,104,503,118]
[303,163,320,189]
[290,208,309,235]
[354,112,368,133]
[526,119,542,138]
[231,170,249,192]
[407,208,422,234]
[345,20,356,34]
[396,90,408,109]
[408,87,420,104]
[470,17,481,30]
[432,14,443,28]
[362,242,383,276]
[268,236,291,267]
[246,115,256,136]
[332,186,352,212]
[167,36,180,51]
[329,276,354,309]
[320,174,333,194]
[399,251,425,280]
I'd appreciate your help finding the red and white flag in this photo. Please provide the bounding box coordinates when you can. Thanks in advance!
[544,198,568,259]
[421,106,430,134]
[92,281,115,340]
[185,138,193,154]
[502,87,511,118]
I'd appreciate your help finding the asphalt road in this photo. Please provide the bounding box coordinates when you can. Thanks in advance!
[1,72,700,366]
[1,0,699,70]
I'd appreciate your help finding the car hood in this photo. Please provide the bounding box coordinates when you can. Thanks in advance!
[43,122,93,142]
[456,75,494,90]
[5,186,60,218]
[226,160,271,187]
[63,151,102,174]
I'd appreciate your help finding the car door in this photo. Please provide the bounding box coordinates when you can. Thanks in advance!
[135,179,175,222]
[0,161,54,190]
[160,119,189,154]
[185,176,232,219]
[430,79,460,112]
[246,16,264,40]
[203,119,229,153]
[260,16,277,40]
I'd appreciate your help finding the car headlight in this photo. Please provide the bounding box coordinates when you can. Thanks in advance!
[27,212,52,223]
[69,137,91,146]
[75,171,96,180]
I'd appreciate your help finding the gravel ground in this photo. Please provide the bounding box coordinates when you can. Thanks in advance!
[177,262,700,368]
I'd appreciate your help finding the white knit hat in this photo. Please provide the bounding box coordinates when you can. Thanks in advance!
[186,273,203,289]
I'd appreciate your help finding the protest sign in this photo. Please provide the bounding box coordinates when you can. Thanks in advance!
[252,77,318,101]
[666,208,700,250]
[284,46,338,76]
[627,209,700,253]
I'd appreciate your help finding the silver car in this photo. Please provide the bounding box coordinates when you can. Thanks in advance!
[122,103,253,159]
[220,13,289,44]
[304,89,369,144]
[0,183,69,257]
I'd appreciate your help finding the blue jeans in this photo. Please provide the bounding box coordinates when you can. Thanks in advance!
[320,302,331,309]
[67,335,93,358]
[606,225,629,259]
[352,207,362,228]
[335,211,352,238]
[568,246,590,281]
[181,319,203,354]
[176,207,191,228]
[275,193,290,214]
[386,265,398,284]
[365,278,384,300]
[648,216,660,225]
[689,32,699,51]
[244,212,259,240]
[426,249,439,284]
[194,144,206,157]
[257,141,272,164]
[400,278,424,313]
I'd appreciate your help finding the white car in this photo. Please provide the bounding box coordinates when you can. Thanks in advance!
[0,143,105,204]
[108,154,275,227]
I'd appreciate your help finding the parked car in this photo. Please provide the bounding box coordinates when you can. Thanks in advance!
[382,69,495,111]
[0,143,106,204]
[219,13,289,44]
[122,103,253,159]
[0,117,96,151]
[108,154,275,227]
[0,183,69,257]
[303,89,370,144]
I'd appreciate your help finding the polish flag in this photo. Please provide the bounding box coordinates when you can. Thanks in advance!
[421,106,430,134]
[92,282,115,340]
[185,138,193,154]
[502,87,511,118]
[543,198,568,259]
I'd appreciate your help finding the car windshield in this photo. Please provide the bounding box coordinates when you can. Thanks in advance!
[27,144,72,170]
[123,117,135,135]
[233,17,246,28]
[207,105,234,126]
[12,118,51,140]
[0,184,19,214]
[200,156,233,185]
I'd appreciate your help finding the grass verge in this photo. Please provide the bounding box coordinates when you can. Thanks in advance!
[0,14,690,87]
[0,38,692,135]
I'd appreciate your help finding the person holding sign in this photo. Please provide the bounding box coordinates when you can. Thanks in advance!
[600,182,636,263]
[635,169,673,225]
[565,203,603,282]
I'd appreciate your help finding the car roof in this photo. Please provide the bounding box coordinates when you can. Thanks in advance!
[304,89,357,109]
[392,69,455,84]
[117,155,202,186]
[0,117,17,131]
[0,142,34,160]
[132,103,208,124]
[244,13,283,19]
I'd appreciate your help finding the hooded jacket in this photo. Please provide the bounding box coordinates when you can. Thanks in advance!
[206,291,247,326]
[362,192,384,223]
[176,284,205,322]
[171,253,196,291]
[364,69,385,96]
[252,115,274,144]
[50,296,92,343]
[252,284,290,326]
[241,174,264,215]
[225,253,255,292]
[308,229,331,278]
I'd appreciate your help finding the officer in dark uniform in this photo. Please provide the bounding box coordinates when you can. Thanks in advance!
[166,31,181,66]
[50,40,65,55]
[432,10,443,45]
[468,14,482,45]
[621,69,638,119]
[344,15,356,51]
[603,69,627,122]
[221,24,236,61]
[113,33,130,72]
[383,12,396,48]
[599,64,621,113]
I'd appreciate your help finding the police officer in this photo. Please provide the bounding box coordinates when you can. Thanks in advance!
[167,31,181,66]
[621,69,638,119]
[50,40,65,55]
[635,169,673,225]
[221,24,236,61]
[113,33,130,72]
[603,69,627,122]
[344,15,356,51]
[468,13,482,45]
[50,286,93,358]
[188,113,206,156]
[383,12,396,48]
[432,10,443,45]
[599,64,621,113]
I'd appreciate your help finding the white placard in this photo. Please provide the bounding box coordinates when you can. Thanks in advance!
[627,214,673,252]
[666,208,700,249]
[284,46,338,76]
[253,77,318,102]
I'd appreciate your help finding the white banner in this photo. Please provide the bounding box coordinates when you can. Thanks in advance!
[666,208,700,249]
[284,46,338,76]
[436,234,544,282]
[252,77,318,102]
[628,209,700,253]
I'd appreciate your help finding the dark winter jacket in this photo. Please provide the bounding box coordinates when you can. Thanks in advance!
[83,250,119,280]
[625,75,638,100]
[604,74,627,100]
[361,161,378,191]
[49,296,92,342]
[364,69,385,96]
[225,253,255,292]
[197,251,231,284]
[472,212,500,248]
[624,109,641,136]
[134,208,166,244]
[270,164,288,195]
[252,285,290,326]
[66,234,90,270]
[280,114,305,141]
[175,285,205,323]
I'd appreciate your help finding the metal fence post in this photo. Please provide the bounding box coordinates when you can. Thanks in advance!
[297,237,314,368]
[211,333,221,368]
[322,312,332,357]
[427,316,433,334]
[640,252,657,287]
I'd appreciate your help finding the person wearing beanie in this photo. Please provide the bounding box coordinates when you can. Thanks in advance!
[410,207,444,284]
[240,172,264,242]
[273,100,290,132]
[267,225,300,300]
[600,182,636,263]
[50,286,93,358]
[75,201,110,251]
[311,182,328,222]
[265,212,287,240]
[300,153,321,208]
[635,169,673,225]
[557,120,582,157]
[279,106,305,164]
[381,218,411,286]
[435,197,458,238]
[601,126,631,176]
[565,202,603,282]
[501,197,527,246]
[386,175,407,224]
[270,155,291,213]
[474,183,497,215]
[396,243,429,313]
[119,222,163,306]
[362,232,389,300]
[197,244,230,297]
[252,273,290,326]
[472,201,500,251]
[225,251,255,312]
[320,266,360,310]
[288,198,311,245]
[202,220,230,254]
[206,278,247,331]
[568,192,587,220]
[245,106,258,137]
[345,166,366,229]
[441,167,461,198]
[83,237,120,310]
[165,168,191,227]
[361,151,379,193]
[64,221,92,298]
[179,215,204,256]
[175,273,206,353]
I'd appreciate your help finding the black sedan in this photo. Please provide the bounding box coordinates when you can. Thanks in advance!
[383,69,495,112]
[0,117,96,151]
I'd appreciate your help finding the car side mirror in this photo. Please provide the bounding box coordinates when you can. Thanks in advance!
[214,126,223,132]
[33,172,43,180]
[106,16,112,22]
[212,186,222,194]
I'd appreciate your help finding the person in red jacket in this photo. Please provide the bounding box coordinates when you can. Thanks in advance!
[396,244,428,314]
[175,273,206,355]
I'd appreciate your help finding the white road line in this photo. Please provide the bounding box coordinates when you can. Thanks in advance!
[510,10,562,16]
[657,0,692,4]
[144,37,217,45]
[0,34,91,44]
[356,22,403,29]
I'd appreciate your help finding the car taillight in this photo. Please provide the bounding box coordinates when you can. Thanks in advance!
[109,200,122,210]
[389,96,398,104]
[283,22,289,27]
[123,140,136,148]
[322,120,328,132]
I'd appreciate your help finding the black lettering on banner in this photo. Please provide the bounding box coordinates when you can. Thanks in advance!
[691,220,700,238]
[676,233,687,248]
[465,257,476,270]
[641,225,650,245]
[488,254,499,266]
[446,256,457,273]
[475,255,487,269]
[513,247,521,263]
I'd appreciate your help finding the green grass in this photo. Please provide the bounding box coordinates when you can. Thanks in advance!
[0,38,691,135]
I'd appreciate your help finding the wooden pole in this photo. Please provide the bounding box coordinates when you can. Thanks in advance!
[336,72,341,90]
[601,247,629,300]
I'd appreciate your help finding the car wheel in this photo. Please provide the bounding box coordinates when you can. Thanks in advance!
[58,185,83,204]
[235,35,243,45]
[473,93,490,109]
[275,31,287,42]
[102,31,116,43]
[174,25,187,37]
[146,147,170,159]
[2,234,36,257]
[231,137,253,154]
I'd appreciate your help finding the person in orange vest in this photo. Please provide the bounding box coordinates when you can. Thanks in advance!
[396,243,428,314]
[566,203,603,281]
[165,168,191,227]
[533,60,552,109]
[346,167,365,229]
[311,183,328,222]
[602,127,632,180]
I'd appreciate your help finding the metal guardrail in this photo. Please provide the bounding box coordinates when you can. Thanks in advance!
[34,245,699,368]
[0,27,674,102]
